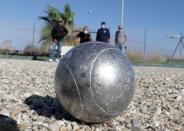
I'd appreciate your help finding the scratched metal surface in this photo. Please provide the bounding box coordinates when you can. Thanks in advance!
[55,42,135,123]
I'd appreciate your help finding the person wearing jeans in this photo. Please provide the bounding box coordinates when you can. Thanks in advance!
[49,39,64,62]
[115,25,127,56]
[49,18,68,62]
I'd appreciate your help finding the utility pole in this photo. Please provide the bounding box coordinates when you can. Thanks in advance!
[180,32,182,59]
[32,23,37,60]
[121,0,125,26]
[144,28,147,57]
[32,23,35,47]
[167,32,184,61]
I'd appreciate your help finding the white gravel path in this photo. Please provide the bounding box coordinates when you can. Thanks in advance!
[0,59,184,131]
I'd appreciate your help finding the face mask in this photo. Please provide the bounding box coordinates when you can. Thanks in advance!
[84,30,88,34]
[101,24,105,28]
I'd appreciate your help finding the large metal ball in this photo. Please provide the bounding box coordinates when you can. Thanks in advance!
[55,42,135,123]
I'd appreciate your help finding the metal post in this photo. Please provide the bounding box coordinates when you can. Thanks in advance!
[181,32,183,59]
[121,0,125,26]
[33,23,35,47]
[144,28,147,57]
[180,40,182,59]
[170,40,180,60]
[32,23,37,60]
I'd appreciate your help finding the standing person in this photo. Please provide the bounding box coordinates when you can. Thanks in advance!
[49,18,68,62]
[77,26,92,44]
[96,21,110,43]
[115,25,127,55]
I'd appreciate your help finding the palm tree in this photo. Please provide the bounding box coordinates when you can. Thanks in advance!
[61,3,75,46]
[39,4,75,51]
[62,3,75,28]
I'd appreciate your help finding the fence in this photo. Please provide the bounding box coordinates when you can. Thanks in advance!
[0,46,74,59]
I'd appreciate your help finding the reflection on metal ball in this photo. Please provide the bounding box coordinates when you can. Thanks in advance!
[55,42,135,123]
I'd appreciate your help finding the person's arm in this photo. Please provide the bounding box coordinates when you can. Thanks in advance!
[107,29,110,39]
[76,32,81,44]
[63,27,68,37]
[115,31,118,43]
[107,29,110,43]
[124,32,127,42]
[77,32,81,38]
[89,34,92,41]
[96,30,99,41]
[51,27,55,41]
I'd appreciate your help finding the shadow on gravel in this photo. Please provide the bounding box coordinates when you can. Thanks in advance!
[0,114,20,131]
[24,95,78,122]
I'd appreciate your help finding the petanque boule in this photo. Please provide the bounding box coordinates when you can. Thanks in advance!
[54,42,135,123]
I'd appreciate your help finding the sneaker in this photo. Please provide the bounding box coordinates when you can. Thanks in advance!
[56,59,59,63]
[49,59,53,62]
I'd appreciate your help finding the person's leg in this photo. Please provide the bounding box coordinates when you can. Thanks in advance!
[122,44,127,57]
[49,42,58,61]
[57,39,64,58]
[115,43,122,51]
[49,43,54,61]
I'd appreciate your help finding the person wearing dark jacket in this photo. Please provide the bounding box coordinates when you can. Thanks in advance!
[49,19,68,62]
[77,26,92,44]
[96,21,110,43]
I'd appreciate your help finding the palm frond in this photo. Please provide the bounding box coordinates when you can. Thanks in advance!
[38,16,51,24]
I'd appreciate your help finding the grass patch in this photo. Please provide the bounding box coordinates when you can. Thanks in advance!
[127,50,184,68]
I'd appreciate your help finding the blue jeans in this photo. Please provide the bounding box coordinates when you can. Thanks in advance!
[115,43,127,56]
[49,40,63,60]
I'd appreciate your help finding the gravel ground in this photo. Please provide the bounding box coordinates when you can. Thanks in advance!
[0,59,184,131]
